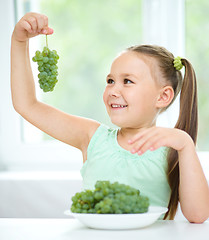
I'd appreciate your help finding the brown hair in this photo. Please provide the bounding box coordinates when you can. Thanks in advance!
[127,45,198,219]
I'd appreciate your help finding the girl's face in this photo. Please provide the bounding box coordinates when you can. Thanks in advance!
[103,51,163,129]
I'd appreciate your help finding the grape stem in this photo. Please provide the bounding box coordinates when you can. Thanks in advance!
[46,34,48,48]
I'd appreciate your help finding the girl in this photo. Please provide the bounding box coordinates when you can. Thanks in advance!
[11,12,209,222]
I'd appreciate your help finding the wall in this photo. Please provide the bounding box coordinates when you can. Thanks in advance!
[0,171,82,218]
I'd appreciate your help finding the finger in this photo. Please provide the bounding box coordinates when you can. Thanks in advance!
[34,14,53,35]
[36,14,49,33]
[40,27,54,35]
[43,14,48,28]
[40,14,54,34]
[20,20,33,33]
[136,135,166,155]
[130,129,159,154]
[36,16,45,33]
[130,133,157,154]
[28,16,38,32]
[128,128,152,144]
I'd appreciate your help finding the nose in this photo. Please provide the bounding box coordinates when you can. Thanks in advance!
[108,84,121,98]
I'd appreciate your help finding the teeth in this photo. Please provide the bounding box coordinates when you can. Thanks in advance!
[111,104,127,108]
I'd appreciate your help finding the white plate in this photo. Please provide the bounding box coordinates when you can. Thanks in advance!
[64,206,168,230]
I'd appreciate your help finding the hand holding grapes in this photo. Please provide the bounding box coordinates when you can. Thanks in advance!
[12,12,59,92]
[12,12,53,42]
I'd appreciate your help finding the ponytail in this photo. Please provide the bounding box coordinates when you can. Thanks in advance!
[164,59,198,219]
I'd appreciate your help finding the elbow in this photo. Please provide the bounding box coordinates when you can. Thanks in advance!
[12,102,29,119]
[188,218,207,224]
[185,211,209,224]
[12,103,20,114]
[12,101,23,116]
[12,98,37,116]
[11,95,22,114]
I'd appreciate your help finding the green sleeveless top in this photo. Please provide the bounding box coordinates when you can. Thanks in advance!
[80,124,171,208]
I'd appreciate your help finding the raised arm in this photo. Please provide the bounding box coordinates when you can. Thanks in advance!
[11,12,100,160]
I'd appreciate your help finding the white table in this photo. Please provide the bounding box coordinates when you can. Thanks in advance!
[0,218,208,240]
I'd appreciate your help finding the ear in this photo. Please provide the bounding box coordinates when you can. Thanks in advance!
[156,86,174,109]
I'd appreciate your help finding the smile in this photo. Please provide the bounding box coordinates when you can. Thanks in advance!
[111,104,128,108]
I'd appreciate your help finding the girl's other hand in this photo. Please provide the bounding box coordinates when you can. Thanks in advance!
[128,127,194,155]
[12,12,53,42]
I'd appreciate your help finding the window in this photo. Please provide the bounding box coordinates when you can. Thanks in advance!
[185,0,209,151]
[1,0,208,173]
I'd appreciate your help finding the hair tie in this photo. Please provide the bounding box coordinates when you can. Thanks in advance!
[173,56,183,70]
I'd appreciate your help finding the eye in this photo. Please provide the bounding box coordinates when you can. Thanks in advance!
[107,78,115,84]
[124,78,133,84]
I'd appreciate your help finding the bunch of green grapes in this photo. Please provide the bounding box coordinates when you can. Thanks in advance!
[71,181,149,214]
[32,38,59,92]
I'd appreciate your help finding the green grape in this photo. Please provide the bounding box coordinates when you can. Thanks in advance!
[38,66,44,72]
[70,180,149,214]
[32,35,59,92]
[43,57,49,63]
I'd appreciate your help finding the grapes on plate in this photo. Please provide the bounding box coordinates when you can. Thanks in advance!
[71,180,149,214]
